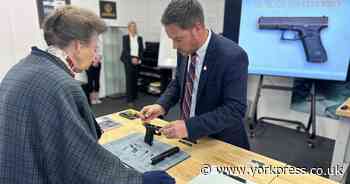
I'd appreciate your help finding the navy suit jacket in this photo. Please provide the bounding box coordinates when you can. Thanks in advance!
[156,32,250,149]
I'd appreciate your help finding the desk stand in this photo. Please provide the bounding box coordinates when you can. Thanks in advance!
[249,75,317,148]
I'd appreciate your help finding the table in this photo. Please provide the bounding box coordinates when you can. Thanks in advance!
[99,109,338,184]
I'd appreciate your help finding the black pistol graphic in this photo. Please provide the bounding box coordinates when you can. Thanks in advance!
[258,16,328,63]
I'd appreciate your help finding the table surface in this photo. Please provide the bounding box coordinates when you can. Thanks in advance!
[98,109,338,184]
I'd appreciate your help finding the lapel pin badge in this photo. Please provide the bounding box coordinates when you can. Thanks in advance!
[203,66,207,71]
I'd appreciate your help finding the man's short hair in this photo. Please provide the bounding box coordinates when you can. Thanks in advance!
[161,0,205,29]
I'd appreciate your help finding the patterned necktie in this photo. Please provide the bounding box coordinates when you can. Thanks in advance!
[66,56,75,78]
[181,53,198,121]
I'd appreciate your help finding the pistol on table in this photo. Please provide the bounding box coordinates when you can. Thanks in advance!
[143,123,162,146]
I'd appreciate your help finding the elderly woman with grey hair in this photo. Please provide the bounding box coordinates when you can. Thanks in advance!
[0,6,174,184]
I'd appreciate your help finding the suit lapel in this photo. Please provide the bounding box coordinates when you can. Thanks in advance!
[196,33,217,101]
[126,36,130,51]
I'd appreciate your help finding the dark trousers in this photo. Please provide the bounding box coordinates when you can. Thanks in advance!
[124,62,139,102]
[86,64,101,93]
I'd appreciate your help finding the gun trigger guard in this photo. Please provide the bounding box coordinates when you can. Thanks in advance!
[281,30,300,41]
[154,125,162,136]
[154,130,162,136]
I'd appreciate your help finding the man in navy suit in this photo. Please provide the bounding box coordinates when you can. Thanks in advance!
[139,0,250,149]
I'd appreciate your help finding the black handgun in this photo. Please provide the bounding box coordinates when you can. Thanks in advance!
[143,123,162,146]
[258,16,328,63]
[151,146,180,165]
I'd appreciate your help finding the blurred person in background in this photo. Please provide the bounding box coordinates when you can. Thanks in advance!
[86,40,103,104]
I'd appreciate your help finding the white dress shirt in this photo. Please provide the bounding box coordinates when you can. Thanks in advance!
[129,35,139,57]
[188,29,212,117]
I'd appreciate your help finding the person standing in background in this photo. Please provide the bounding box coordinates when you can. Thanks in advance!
[86,40,102,104]
[120,21,144,107]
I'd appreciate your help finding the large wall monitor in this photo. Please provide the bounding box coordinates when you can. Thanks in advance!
[239,0,350,80]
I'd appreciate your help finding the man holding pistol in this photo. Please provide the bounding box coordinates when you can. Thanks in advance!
[138,0,250,149]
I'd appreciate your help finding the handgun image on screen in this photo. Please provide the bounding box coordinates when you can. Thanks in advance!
[258,16,328,63]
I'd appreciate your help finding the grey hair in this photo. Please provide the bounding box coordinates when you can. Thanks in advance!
[161,0,205,29]
[42,5,107,48]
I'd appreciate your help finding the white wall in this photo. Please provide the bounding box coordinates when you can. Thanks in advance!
[141,0,225,41]
[0,4,15,82]
[0,0,44,82]
[73,0,169,41]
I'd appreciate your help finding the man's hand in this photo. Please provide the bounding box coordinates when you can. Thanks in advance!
[160,120,188,139]
[138,104,166,122]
